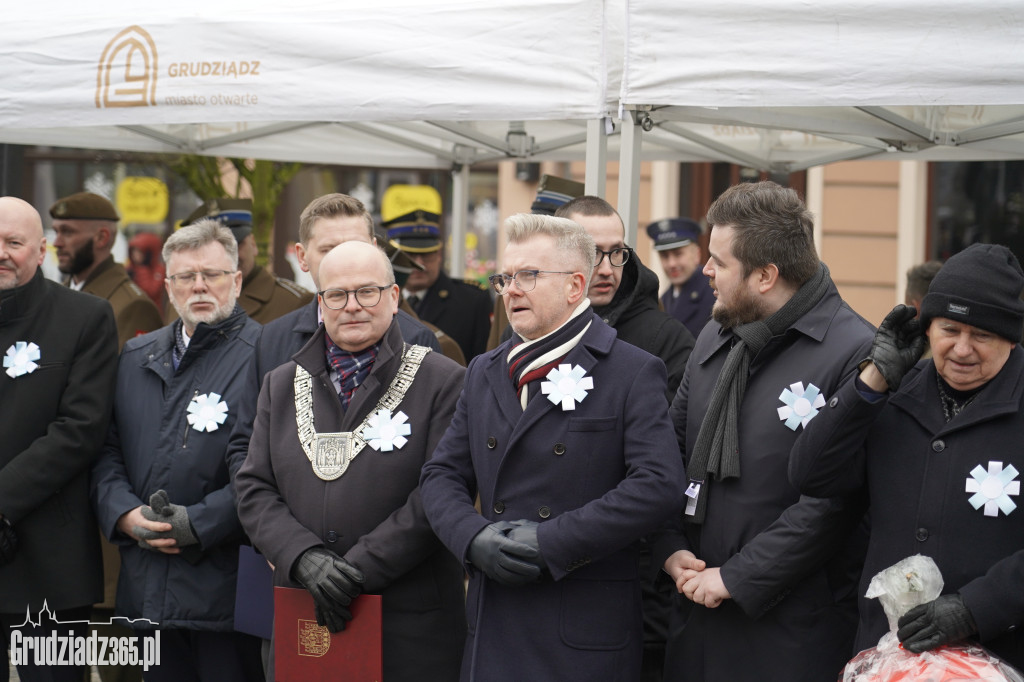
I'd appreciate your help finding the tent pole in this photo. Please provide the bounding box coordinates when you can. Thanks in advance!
[449,163,470,279]
[585,118,608,197]
[617,111,643,246]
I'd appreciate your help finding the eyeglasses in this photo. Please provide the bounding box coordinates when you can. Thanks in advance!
[488,270,575,295]
[318,285,393,310]
[595,247,632,268]
[167,269,235,290]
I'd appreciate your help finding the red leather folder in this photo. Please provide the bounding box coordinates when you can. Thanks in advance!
[274,587,383,682]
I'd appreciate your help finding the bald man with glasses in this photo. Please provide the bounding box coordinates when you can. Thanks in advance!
[236,240,467,682]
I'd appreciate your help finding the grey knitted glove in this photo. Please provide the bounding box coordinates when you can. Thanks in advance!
[137,490,199,547]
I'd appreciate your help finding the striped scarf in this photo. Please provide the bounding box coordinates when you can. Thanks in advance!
[325,335,379,411]
[507,299,592,410]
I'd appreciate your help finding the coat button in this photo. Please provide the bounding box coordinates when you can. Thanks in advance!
[829,396,839,408]
[915,527,929,542]
[932,440,945,452]
[538,506,551,519]
[553,443,566,456]
[326,531,338,543]
[493,501,505,514]
[487,436,497,449]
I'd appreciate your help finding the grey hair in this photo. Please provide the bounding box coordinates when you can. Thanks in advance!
[163,219,239,270]
[504,213,596,293]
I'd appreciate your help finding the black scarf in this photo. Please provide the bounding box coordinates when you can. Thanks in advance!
[685,263,832,524]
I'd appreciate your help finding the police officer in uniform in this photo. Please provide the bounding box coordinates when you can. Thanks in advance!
[50,192,163,351]
[384,185,492,362]
[646,217,714,339]
[180,198,313,324]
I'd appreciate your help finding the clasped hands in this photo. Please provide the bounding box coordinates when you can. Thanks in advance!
[116,489,198,555]
[664,550,730,609]
[468,520,545,586]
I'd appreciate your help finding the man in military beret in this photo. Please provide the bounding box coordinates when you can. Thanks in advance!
[50,191,163,351]
[646,217,715,339]
[384,185,492,362]
[180,198,313,325]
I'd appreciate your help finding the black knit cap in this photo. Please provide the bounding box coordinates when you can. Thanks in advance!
[920,243,1024,342]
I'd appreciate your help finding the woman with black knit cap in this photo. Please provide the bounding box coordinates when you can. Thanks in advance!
[790,242,1024,670]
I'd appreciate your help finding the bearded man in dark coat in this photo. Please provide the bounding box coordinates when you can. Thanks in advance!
[654,181,875,681]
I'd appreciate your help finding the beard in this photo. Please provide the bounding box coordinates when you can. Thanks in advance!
[712,285,769,329]
[174,293,238,333]
[59,238,96,276]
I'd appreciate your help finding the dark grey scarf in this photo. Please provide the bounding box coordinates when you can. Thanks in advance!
[685,262,832,524]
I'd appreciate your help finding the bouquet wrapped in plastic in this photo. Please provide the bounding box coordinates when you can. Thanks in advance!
[841,555,1023,682]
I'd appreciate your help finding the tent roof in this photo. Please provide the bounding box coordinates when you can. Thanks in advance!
[3,0,1024,172]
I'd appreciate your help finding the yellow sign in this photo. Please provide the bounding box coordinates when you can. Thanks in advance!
[381,185,442,222]
[117,178,169,224]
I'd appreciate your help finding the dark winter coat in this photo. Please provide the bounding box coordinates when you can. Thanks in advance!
[654,281,874,681]
[790,348,1024,670]
[420,314,686,682]
[0,271,117,613]
[92,307,260,630]
[236,321,467,682]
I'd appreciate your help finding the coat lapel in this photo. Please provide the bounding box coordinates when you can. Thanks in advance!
[501,315,611,453]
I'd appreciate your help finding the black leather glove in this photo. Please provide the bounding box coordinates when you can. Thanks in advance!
[468,521,542,586]
[138,490,198,547]
[507,520,547,575]
[868,304,925,391]
[0,517,17,566]
[897,593,978,653]
[292,547,365,633]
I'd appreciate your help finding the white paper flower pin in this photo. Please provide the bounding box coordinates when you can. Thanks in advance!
[187,392,229,432]
[4,341,40,378]
[777,381,826,431]
[966,461,1020,517]
[541,364,594,411]
[362,409,411,451]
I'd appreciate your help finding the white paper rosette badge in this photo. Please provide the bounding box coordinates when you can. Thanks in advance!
[362,409,411,452]
[777,381,826,431]
[966,461,1020,517]
[4,341,40,378]
[187,392,229,432]
[541,364,594,411]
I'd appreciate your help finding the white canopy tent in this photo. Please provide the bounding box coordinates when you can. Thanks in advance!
[4,0,1024,252]
[616,0,1024,241]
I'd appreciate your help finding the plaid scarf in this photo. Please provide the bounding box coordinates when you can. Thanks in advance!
[507,299,592,410]
[325,335,379,411]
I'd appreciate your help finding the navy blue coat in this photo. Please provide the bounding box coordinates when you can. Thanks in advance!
[92,308,261,630]
[790,348,1024,670]
[420,313,686,682]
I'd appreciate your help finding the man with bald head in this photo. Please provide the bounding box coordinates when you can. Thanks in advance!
[235,240,467,682]
[0,197,118,681]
